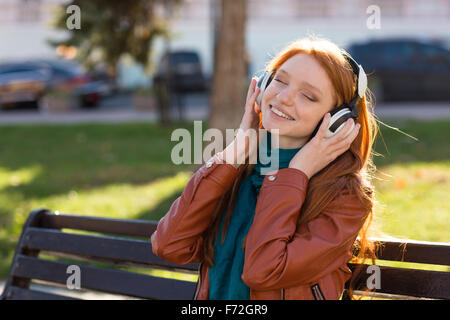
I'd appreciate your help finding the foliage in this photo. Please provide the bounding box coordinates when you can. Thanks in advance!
[48,0,183,75]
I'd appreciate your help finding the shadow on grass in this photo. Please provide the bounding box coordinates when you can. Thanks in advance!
[1,119,448,201]
[135,191,183,222]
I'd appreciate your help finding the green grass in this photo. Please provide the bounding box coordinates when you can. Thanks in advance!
[0,121,195,277]
[0,118,449,282]
[371,118,450,243]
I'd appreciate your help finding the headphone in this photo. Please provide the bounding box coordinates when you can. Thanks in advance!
[256,51,367,139]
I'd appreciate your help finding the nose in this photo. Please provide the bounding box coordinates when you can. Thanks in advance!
[276,86,295,107]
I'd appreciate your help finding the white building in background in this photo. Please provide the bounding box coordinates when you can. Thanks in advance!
[0,0,449,88]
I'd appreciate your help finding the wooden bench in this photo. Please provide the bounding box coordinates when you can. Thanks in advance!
[1,208,449,300]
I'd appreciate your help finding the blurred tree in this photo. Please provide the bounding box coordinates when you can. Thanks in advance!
[209,0,248,137]
[49,0,181,78]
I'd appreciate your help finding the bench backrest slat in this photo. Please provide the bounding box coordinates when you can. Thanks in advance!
[23,227,198,271]
[6,286,80,300]
[2,209,449,300]
[348,263,450,300]
[40,213,157,238]
[12,254,196,300]
[374,238,450,266]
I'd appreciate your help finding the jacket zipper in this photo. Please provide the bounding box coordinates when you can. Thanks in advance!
[311,283,326,300]
[193,262,202,300]
[281,288,285,300]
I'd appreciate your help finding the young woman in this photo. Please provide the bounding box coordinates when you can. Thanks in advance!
[151,37,378,300]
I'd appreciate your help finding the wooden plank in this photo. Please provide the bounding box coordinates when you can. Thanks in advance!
[342,289,436,300]
[4,286,80,300]
[347,263,450,299]
[1,209,49,292]
[12,254,197,300]
[373,238,450,266]
[39,213,450,265]
[40,213,158,238]
[22,227,199,271]
[353,290,436,300]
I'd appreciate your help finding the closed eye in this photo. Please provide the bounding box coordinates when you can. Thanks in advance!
[274,78,286,85]
[303,94,317,102]
[275,78,317,102]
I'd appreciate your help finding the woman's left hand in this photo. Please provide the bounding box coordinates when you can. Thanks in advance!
[288,113,361,179]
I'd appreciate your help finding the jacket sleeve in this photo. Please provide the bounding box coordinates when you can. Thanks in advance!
[151,155,239,265]
[242,168,368,290]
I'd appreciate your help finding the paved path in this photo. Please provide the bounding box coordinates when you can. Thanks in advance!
[0,102,449,125]
[0,107,206,125]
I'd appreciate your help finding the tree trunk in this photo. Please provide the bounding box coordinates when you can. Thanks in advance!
[209,0,247,140]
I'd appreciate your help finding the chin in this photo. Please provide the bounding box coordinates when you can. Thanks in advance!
[261,118,293,136]
[262,120,308,140]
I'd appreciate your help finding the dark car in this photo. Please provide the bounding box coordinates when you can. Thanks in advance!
[153,50,206,93]
[348,39,450,102]
[0,63,48,108]
[0,59,104,109]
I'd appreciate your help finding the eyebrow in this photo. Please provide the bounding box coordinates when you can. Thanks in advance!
[277,68,323,96]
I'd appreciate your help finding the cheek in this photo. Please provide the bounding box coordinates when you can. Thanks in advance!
[261,86,276,110]
[290,107,324,133]
[291,102,317,124]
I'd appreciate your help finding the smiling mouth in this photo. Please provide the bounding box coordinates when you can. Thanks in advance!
[270,104,295,121]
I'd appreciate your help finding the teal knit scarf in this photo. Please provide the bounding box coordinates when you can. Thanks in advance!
[208,131,301,299]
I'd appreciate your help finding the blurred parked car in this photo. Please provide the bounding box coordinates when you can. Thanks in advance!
[348,39,450,102]
[0,59,106,110]
[0,63,48,109]
[153,50,206,93]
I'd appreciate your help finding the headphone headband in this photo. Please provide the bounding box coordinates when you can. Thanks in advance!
[341,50,367,99]
[256,50,366,120]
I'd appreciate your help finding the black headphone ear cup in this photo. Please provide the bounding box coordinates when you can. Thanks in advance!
[310,106,354,139]
[326,106,355,138]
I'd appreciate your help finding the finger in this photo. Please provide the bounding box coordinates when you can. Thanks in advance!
[246,77,257,101]
[316,113,331,140]
[329,137,356,161]
[330,123,360,151]
[345,122,361,144]
[248,86,260,107]
[243,86,260,120]
[250,88,261,114]
[329,118,355,144]
[252,86,261,100]
[246,81,259,111]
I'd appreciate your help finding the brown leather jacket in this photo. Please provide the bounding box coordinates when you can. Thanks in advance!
[151,154,369,300]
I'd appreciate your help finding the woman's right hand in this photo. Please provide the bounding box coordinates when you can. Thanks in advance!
[219,77,261,168]
[239,77,261,131]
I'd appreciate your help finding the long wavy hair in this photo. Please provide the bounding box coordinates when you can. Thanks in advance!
[201,37,380,299]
